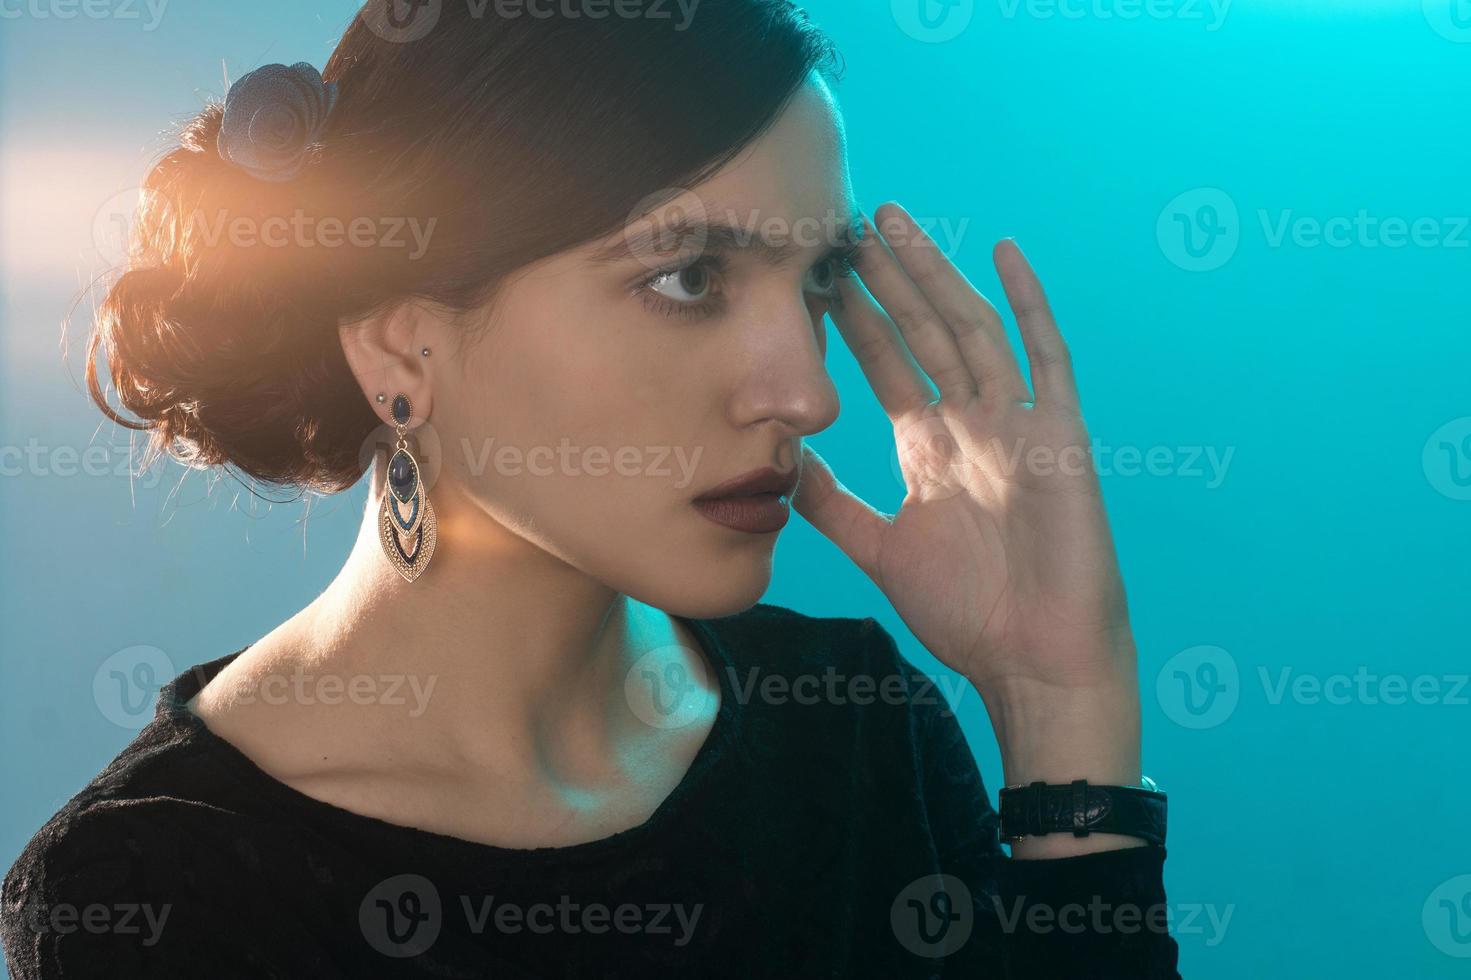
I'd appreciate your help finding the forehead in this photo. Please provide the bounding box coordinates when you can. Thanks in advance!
[688,73,854,238]
[576,73,858,268]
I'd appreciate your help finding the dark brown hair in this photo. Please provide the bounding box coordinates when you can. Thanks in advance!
[88,0,840,495]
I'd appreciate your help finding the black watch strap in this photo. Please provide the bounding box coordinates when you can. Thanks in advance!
[997,779,1167,847]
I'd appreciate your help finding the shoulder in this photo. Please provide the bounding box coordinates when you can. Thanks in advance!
[1,728,279,977]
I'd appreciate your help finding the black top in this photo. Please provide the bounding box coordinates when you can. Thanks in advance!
[1,603,1180,978]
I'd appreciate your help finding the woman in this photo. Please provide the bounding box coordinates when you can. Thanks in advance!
[2,1,1179,976]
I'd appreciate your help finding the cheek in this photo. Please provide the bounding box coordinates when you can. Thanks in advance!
[449,305,709,528]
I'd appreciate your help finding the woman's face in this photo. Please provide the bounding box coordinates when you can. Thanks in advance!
[434,73,858,618]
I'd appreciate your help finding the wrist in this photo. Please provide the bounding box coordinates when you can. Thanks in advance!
[979,670,1142,787]
[977,666,1148,858]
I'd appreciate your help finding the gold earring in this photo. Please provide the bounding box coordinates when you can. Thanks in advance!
[378,393,437,582]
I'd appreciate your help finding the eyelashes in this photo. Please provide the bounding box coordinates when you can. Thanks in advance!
[634,242,862,322]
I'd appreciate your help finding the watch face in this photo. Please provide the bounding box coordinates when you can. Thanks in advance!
[1140,775,1159,792]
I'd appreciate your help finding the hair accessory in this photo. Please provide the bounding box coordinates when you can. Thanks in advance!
[378,394,437,582]
[217,62,338,182]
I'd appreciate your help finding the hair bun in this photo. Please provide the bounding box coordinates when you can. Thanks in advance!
[86,100,376,493]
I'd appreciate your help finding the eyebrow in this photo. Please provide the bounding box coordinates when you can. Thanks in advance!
[590,206,866,268]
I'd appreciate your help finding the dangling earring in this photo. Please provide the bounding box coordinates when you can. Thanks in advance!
[378,393,437,582]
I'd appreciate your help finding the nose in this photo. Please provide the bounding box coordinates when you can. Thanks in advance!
[726,293,841,439]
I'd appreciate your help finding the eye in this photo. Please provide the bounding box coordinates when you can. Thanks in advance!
[635,255,728,321]
[807,258,836,293]
[806,244,861,301]
[648,262,714,303]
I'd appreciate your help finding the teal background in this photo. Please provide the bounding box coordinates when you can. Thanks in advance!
[2,1,1468,976]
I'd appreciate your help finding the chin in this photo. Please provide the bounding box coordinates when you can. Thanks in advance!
[648,554,776,622]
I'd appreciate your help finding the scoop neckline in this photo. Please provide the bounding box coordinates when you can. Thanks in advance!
[156,613,739,867]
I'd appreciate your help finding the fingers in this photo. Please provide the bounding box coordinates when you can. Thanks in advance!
[791,443,890,583]
[993,239,1081,414]
[834,201,1081,416]
[830,271,937,419]
[848,213,978,404]
[873,203,1033,406]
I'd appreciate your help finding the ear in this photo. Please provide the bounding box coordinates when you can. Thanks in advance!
[338,302,443,427]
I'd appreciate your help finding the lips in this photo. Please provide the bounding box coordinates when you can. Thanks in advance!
[691,466,799,534]
[692,467,799,502]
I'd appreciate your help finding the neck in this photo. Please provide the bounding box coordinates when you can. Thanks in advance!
[275,456,695,779]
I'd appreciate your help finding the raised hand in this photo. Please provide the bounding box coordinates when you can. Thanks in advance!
[794,204,1143,829]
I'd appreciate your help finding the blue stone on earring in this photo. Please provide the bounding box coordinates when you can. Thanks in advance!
[388,449,419,503]
[391,394,412,426]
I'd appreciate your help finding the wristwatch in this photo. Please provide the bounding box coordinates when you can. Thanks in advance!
[998,776,1167,847]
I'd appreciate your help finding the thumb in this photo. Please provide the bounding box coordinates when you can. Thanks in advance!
[792,443,890,583]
